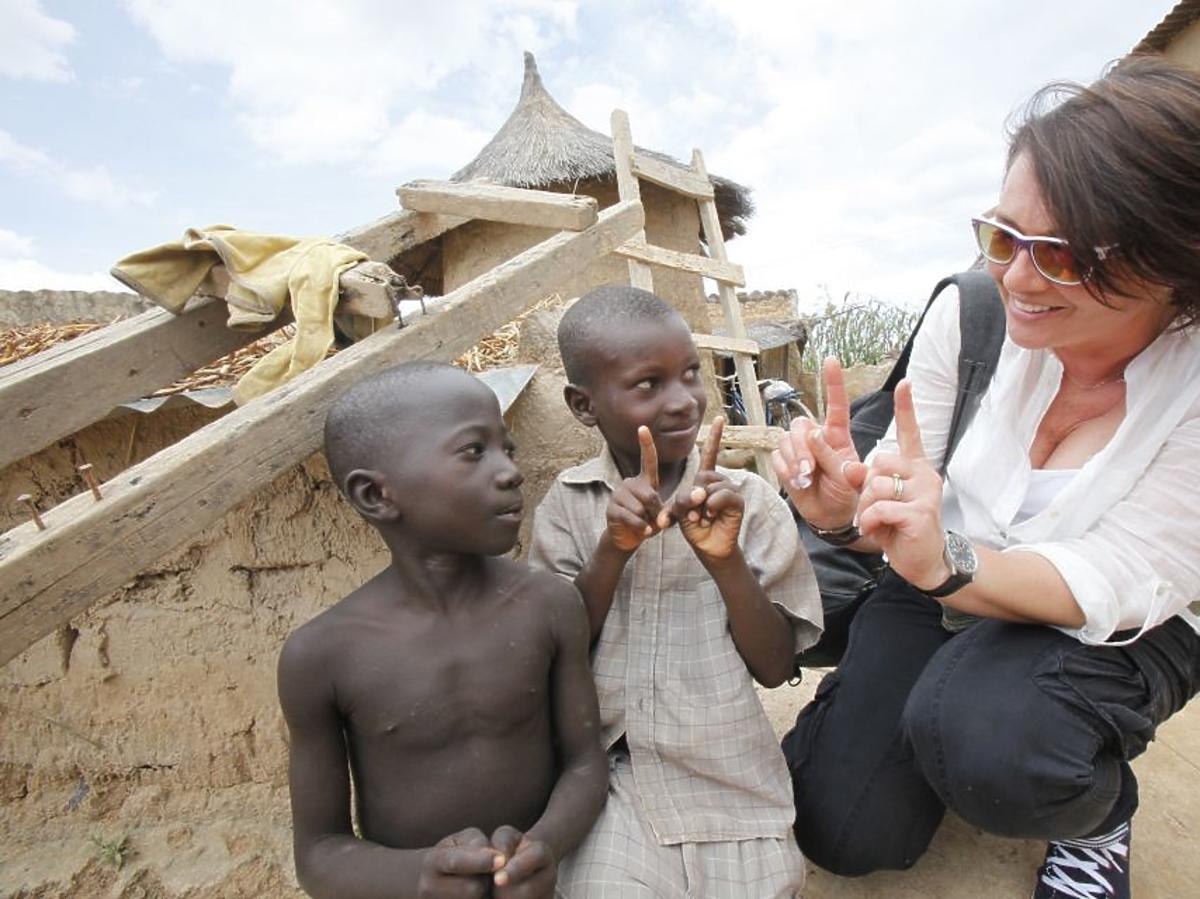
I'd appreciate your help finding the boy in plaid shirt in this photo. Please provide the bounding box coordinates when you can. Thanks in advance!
[530,286,821,897]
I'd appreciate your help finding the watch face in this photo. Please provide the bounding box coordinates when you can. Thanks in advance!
[945,530,979,576]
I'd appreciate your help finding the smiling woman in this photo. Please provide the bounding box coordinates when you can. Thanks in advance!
[776,56,1200,899]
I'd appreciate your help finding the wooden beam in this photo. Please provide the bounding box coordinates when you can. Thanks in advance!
[337,207,468,261]
[698,423,783,451]
[610,110,655,292]
[614,240,745,286]
[0,300,259,472]
[692,333,760,356]
[0,213,456,472]
[0,199,646,667]
[631,152,715,200]
[397,180,598,232]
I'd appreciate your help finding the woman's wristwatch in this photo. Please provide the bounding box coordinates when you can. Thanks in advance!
[919,530,979,597]
[804,519,862,547]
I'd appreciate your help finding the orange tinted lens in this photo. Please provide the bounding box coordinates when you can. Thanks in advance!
[1031,241,1079,283]
[975,221,1016,263]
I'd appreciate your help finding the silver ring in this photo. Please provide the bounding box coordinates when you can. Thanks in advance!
[892,473,904,501]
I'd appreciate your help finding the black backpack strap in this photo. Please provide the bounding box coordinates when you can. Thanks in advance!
[941,270,1005,470]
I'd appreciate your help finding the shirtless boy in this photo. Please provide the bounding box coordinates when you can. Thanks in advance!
[278,361,607,899]
[531,286,822,897]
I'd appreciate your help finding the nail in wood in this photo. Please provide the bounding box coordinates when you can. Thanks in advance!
[17,494,46,531]
[78,463,102,500]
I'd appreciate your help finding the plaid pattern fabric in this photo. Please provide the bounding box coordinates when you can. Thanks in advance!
[530,447,822,845]
[556,752,805,898]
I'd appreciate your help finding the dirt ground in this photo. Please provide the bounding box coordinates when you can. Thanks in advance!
[757,674,1200,899]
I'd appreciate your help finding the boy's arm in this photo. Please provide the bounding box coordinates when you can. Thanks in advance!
[278,632,500,899]
[492,581,608,895]
[673,419,796,687]
[531,429,664,642]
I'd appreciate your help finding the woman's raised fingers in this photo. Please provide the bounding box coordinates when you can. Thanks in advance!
[893,380,927,461]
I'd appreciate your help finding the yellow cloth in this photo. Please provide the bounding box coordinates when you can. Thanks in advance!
[111,225,368,404]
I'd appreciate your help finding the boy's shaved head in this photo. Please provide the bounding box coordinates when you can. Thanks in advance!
[558,285,684,386]
[323,361,486,492]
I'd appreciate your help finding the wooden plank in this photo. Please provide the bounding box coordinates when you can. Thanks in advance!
[0,300,260,471]
[631,152,715,200]
[397,180,598,232]
[691,148,777,488]
[610,110,655,292]
[337,207,468,261]
[0,213,459,471]
[698,423,783,451]
[692,333,759,356]
[614,240,745,286]
[0,199,645,667]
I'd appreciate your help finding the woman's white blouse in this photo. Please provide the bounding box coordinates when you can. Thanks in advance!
[871,284,1200,644]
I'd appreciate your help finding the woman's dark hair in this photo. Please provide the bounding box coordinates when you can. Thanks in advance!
[1007,56,1200,324]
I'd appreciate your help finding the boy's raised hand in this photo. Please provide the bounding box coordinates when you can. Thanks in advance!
[490,826,557,899]
[669,417,744,562]
[417,827,503,898]
[606,425,667,551]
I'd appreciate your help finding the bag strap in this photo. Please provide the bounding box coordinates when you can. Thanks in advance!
[941,270,1005,470]
[879,276,952,392]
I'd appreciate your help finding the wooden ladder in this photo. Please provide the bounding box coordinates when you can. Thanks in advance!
[609,110,778,487]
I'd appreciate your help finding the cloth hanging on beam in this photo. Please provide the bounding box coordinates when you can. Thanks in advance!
[111,226,369,405]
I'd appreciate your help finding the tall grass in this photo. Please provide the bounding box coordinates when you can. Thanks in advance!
[801,291,919,374]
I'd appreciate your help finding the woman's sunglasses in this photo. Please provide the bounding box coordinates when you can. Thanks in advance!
[970,217,1092,286]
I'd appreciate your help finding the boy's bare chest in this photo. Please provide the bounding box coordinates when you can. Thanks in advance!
[336,609,554,749]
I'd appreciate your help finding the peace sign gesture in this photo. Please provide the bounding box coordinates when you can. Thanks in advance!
[855,380,949,589]
[604,425,669,552]
[668,416,745,561]
[773,358,865,529]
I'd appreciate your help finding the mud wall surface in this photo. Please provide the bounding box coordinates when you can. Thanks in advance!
[0,290,150,327]
[1,406,388,898]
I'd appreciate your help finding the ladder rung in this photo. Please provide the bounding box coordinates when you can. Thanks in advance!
[615,241,744,286]
[699,423,783,451]
[631,153,715,200]
[692,333,759,355]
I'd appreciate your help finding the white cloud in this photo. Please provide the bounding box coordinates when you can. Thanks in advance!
[0,0,76,81]
[0,130,158,209]
[366,110,494,178]
[0,227,35,256]
[123,0,580,165]
[0,257,126,292]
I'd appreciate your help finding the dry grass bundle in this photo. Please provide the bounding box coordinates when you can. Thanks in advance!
[453,292,567,372]
[0,321,107,367]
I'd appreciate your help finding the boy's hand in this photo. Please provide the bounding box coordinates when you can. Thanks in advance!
[491,825,557,899]
[671,417,744,562]
[606,426,666,551]
[417,828,502,899]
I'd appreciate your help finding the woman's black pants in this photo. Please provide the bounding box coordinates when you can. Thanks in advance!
[782,570,1200,877]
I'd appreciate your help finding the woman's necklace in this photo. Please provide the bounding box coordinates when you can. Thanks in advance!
[1061,369,1126,391]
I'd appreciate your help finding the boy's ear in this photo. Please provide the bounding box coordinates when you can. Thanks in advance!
[563,383,597,427]
[344,469,401,523]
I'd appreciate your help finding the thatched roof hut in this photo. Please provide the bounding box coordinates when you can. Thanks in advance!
[453,52,754,240]
[386,52,753,301]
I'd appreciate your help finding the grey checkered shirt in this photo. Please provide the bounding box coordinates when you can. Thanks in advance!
[529,447,822,844]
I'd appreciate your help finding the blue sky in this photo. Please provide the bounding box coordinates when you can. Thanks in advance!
[0,1,1168,306]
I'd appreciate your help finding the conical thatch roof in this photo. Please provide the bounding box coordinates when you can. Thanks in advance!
[452,52,754,238]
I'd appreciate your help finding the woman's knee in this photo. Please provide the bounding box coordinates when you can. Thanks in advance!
[903,623,1121,839]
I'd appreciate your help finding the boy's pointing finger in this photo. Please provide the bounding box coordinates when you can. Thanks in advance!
[700,416,724,472]
[638,426,660,489]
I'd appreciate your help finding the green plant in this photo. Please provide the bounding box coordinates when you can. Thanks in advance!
[90,833,132,870]
[801,290,919,374]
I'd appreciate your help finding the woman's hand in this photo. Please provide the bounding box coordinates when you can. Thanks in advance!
[855,380,950,590]
[772,357,863,529]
